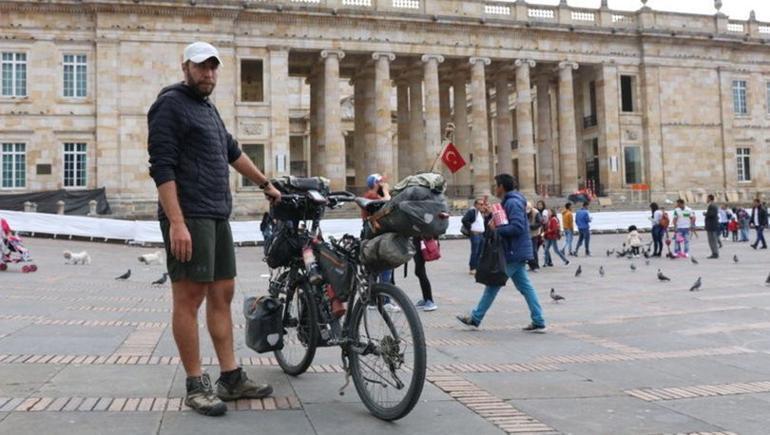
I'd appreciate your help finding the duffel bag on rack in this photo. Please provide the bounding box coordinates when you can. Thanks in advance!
[360,233,416,273]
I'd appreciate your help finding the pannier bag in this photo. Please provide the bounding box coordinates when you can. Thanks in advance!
[390,172,446,196]
[265,222,302,269]
[360,233,416,273]
[244,296,284,353]
[315,242,354,300]
[366,185,449,238]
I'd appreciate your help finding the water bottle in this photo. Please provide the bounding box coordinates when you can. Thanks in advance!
[325,284,346,318]
[302,245,323,285]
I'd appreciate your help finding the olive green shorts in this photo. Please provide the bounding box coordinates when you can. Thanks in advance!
[160,218,236,283]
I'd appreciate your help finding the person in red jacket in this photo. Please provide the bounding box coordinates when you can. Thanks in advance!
[543,209,570,267]
[728,217,739,242]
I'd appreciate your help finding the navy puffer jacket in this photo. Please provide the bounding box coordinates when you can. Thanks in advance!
[148,83,242,221]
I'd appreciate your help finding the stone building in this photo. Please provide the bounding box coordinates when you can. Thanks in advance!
[1,0,770,216]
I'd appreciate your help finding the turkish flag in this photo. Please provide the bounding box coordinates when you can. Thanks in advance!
[440,142,466,173]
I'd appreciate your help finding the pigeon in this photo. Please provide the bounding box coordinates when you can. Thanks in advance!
[733,254,739,263]
[575,265,582,277]
[115,269,131,280]
[643,250,650,259]
[690,256,699,265]
[599,266,605,277]
[550,288,565,303]
[152,273,168,286]
[657,269,671,281]
[630,263,637,272]
[689,276,702,292]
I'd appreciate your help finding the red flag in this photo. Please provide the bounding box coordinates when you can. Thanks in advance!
[440,142,466,173]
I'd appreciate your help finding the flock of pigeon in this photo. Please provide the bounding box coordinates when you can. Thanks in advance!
[550,242,769,303]
[114,268,168,286]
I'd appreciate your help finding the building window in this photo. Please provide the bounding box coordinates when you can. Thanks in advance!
[1,143,26,188]
[620,75,634,112]
[63,54,87,98]
[624,146,642,184]
[1,52,27,97]
[63,142,87,187]
[733,80,748,115]
[736,147,751,182]
[241,60,264,102]
[242,144,264,187]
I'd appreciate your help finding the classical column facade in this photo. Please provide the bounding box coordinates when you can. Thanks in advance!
[597,63,622,191]
[373,52,396,179]
[308,70,324,177]
[353,75,368,187]
[515,59,536,195]
[320,50,345,189]
[535,75,554,188]
[469,57,491,196]
[495,71,513,175]
[362,70,377,181]
[440,79,451,134]
[269,46,291,178]
[396,79,411,181]
[408,71,425,173]
[453,69,471,187]
[558,61,579,195]
[422,54,444,170]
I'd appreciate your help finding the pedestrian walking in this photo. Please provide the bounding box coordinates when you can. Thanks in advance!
[574,202,592,256]
[650,202,664,257]
[738,207,751,242]
[462,198,488,275]
[412,237,437,311]
[704,194,720,259]
[543,209,570,267]
[672,198,695,257]
[728,217,739,242]
[750,198,768,249]
[457,174,546,332]
[718,204,730,239]
[148,41,278,416]
[527,202,543,271]
[561,202,575,256]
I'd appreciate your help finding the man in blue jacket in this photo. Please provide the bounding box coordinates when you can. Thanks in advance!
[574,201,592,256]
[457,174,546,332]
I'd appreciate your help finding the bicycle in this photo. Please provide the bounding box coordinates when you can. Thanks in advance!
[264,182,426,421]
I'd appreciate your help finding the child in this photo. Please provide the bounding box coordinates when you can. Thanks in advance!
[626,225,643,257]
[728,217,739,242]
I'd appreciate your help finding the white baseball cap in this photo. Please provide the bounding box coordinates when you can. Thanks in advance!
[183,41,221,65]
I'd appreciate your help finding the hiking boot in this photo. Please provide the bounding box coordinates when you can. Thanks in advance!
[456,314,479,328]
[185,373,228,416]
[216,369,273,401]
[522,323,547,333]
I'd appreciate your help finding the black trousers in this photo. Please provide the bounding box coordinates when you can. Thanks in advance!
[412,238,433,302]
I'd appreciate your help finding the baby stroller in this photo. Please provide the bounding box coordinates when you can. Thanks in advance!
[0,218,37,273]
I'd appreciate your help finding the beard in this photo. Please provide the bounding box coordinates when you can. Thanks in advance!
[184,71,216,97]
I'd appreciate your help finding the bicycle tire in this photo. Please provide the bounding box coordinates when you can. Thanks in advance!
[348,283,426,421]
[274,280,319,376]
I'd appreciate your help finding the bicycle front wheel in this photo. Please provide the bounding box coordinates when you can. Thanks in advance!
[348,283,426,421]
[274,280,318,376]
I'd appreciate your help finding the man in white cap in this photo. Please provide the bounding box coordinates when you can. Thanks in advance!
[148,41,281,416]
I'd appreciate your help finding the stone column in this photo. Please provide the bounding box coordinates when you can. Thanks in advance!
[515,59,536,195]
[320,50,345,190]
[557,61,579,195]
[353,76,368,187]
[536,75,554,189]
[453,70,471,187]
[396,79,411,180]
[269,46,290,177]
[408,72,425,173]
[641,64,665,194]
[469,57,491,196]
[362,70,377,180]
[373,52,396,179]
[308,70,324,177]
[597,63,621,192]
[422,54,444,170]
[440,80,451,134]
[495,71,513,175]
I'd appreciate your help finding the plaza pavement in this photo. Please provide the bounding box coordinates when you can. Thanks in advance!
[1,232,769,435]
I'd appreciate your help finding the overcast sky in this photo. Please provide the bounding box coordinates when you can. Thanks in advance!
[512,0,769,21]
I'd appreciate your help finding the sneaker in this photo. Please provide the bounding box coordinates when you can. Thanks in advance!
[384,303,401,312]
[415,299,427,309]
[522,323,547,333]
[469,269,476,275]
[185,373,228,416]
[456,314,479,328]
[216,369,273,401]
[563,260,570,267]
[422,300,438,312]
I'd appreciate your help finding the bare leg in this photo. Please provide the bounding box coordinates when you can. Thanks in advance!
[172,280,208,377]
[206,279,238,372]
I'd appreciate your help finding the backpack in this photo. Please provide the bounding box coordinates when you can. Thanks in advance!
[390,172,446,196]
[659,211,670,229]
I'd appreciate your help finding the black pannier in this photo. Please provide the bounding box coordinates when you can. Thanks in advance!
[265,222,302,269]
[244,296,284,353]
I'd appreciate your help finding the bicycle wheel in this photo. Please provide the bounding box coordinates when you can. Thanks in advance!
[348,283,426,421]
[274,280,318,376]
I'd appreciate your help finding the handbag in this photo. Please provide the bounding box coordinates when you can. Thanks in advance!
[420,238,441,262]
[460,226,471,237]
[474,231,509,287]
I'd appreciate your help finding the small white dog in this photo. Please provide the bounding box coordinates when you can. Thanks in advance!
[63,250,91,265]
[138,250,165,265]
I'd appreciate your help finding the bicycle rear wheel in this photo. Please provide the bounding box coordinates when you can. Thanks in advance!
[274,280,318,376]
[348,283,426,421]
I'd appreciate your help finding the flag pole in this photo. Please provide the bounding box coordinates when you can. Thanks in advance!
[429,123,455,173]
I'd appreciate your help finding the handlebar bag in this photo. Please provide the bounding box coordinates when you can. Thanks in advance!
[265,222,302,269]
[244,296,284,353]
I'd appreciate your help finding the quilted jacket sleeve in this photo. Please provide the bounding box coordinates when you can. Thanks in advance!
[148,95,184,187]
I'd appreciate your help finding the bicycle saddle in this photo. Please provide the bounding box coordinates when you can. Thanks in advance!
[354,197,387,214]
